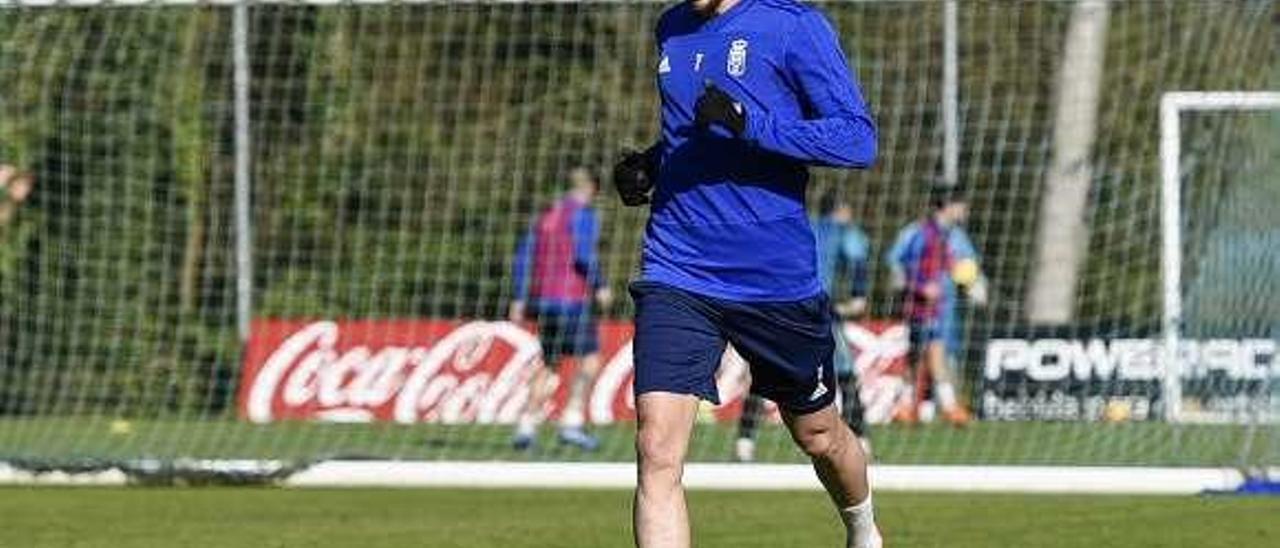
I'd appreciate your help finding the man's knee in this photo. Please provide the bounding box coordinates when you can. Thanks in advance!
[793,422,848,461]
[636,425,684,483]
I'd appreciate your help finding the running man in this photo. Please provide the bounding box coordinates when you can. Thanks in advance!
[510,167,614,451]
[612,0,881,546]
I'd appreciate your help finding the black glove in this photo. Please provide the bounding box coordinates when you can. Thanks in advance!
[695,81,747,137]
[613,147,658,207]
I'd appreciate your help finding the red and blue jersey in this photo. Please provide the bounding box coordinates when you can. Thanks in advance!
[889,217,953,321]
[641,0,877,302]
[889,222,979,350]
[513,195,602,312]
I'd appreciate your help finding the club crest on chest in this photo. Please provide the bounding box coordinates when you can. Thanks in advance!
[727,39,749,77]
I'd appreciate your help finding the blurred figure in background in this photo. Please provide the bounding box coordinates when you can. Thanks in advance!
[933,212,986,416]
[735,192,872,462]
[0,165,34,228]
[509,167,613,451]
[887,185,986,427]
[0,165,35,415]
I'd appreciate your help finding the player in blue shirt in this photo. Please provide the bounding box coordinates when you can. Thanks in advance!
[612,1,881,546]
[509,168,614,451]
[734,192,872,463]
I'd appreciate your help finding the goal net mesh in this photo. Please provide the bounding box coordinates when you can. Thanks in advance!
[0,0,1275,470]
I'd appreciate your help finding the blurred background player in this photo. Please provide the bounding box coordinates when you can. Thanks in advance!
[509,167,614,451]
[887,184,981,426]
[734,192,872,462]
[932,211,986,420]
[0,165,35,415]
[0,165,35,228]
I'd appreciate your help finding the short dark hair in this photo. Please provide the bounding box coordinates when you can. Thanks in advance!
[817,191,843,216]
[929,183,967,210]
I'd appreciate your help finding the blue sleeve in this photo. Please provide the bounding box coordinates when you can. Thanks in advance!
[842,228,870,298]
[949,228,978,261]
[512,228,535,301]
[745,11,877,169]
[572,207,604,289]
[886,225,914,273]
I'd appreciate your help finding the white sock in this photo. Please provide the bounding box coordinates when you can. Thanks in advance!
[516,413,538,437]
[734,437,756,462]
[559,371,592,429]
[841,496,880,548]
[935,381,958,410]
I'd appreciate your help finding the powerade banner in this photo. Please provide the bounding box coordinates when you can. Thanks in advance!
[238,319,910,425]
[979,326,1276,423]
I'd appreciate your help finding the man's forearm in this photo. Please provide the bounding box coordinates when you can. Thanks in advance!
[575,259,605,290]
[746,113,877,168]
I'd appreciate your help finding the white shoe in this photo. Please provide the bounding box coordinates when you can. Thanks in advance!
[734,437,756,463]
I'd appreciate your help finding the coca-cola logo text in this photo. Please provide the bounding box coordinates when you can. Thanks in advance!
[239,319,907,425]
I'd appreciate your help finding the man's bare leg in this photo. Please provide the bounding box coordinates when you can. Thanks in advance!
[924,342,949,395]
[783,404,881,548]
[558,353,605,449]
[561,353,603,429]
[514,362,555,447]
[924,341,969,425]
[526,364,557,419]
[634,392,699,548]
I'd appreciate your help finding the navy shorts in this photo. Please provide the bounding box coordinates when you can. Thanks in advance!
[630,281,837,415]
[909,318,944,351]
[534,308,599,367]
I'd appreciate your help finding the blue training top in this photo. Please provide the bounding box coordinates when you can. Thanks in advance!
[813,215,870,300]
[640,0,877,302]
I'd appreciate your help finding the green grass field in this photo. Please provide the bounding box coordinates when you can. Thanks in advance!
[2,417,1277,467]
[0,488,1276,547]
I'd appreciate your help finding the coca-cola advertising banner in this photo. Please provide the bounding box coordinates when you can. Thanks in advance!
[239,319,909,425]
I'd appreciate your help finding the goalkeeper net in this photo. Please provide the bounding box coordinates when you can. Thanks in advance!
[1170,96,1280,428]
[0,0,1276,478]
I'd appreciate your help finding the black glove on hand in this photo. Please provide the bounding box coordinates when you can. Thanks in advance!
[613,147,658,207]
[695,81,747,137]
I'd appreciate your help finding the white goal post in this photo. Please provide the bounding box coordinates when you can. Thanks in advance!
[1160,91,1280,423]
